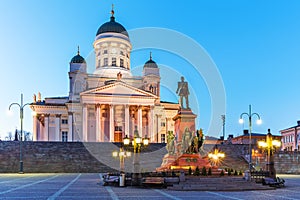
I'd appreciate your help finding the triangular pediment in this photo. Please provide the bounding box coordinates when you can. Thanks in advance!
[81,81,158,98]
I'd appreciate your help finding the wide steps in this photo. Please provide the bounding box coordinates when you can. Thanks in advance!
[168,177,274,191]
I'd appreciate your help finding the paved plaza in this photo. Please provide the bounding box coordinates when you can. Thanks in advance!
[0,173,299,199]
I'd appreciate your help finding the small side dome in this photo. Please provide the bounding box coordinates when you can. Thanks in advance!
[143,53,158,68]
[70,47,86,64]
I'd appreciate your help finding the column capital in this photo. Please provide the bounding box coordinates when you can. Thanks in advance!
[55,114,61,118]
[44,114,50,117]
[68,112,73,115]
[96,103,101,108]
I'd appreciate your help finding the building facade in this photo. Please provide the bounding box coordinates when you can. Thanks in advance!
[30,9,179,143]
[280,121,300,151]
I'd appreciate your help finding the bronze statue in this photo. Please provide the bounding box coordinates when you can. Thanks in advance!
[176,76,190,109]
[166,131,175,155]
[181,127,192,154]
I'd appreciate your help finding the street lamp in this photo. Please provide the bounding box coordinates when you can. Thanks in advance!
[258,129,281,179]
[221,114,226,140]
[9,93,31,173]
[239,105,262,173]
[208,149,225,166]
[112,147,131,173]
[123,132,149,186]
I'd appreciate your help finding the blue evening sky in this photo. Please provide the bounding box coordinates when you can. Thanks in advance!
[0,0,300,139]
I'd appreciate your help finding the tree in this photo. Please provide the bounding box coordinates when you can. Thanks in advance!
[7,132,12,141]
[195,167,200,176]
[208,167,212,176]
[201,167,207,176]
[14,129,19,141]
[24,131,32,141]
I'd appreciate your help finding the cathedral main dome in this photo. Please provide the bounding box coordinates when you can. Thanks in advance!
[96,16,129,37]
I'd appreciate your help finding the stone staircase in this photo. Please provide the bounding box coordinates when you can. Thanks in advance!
[213,144,249,171]
[168,176,274,191]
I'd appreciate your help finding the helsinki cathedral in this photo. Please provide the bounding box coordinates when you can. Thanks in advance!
[30,8,179,143]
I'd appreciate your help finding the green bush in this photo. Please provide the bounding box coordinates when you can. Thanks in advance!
[238,171,243,176]
[234,170,238,176]
[195,166,200,176]
[201,167,207,176]
[208,167,212,176]
[188,167,192,175]
[220,170,225,176]
[228,170,232,176]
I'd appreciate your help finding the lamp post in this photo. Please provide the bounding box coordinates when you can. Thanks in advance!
[208,149,225,167]
[112,147,131,173]
[9,94,31,173]
[258,129,281,179]
[239,105,262,173]
[123,131,149,186]
[221,115,226,140]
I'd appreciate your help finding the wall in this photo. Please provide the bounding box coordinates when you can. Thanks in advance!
[0,141,166,173]
[1,142,299,174]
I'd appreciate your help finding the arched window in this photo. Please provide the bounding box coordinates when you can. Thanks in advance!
[120,58,124,67]
[103,58,108,66]
[112,57,116,66]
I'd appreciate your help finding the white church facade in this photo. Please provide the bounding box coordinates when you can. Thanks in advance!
[30,9,180,143]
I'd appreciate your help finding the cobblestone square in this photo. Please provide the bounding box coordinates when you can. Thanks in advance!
[0,173,299,200]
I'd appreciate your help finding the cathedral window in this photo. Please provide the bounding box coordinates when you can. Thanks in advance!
[120,58,124,67]
[120,51,124,56]
[62,131,68,142]
[161,122,166,127]
[103,50,108,54]
[62,119,68,124]
[112,57,116,66]
[161,134,166,143]
[104,58,108,66]
[115,126,122,131]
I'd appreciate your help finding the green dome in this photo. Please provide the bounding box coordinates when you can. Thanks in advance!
[96,16,128,37]
[70,53,86,64]
[144,58,158,68]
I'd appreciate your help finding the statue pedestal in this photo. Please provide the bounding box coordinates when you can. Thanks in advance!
[173,109,197,143]
[156,154,177,171]
[157,153,211,172]
[157,108,211,172]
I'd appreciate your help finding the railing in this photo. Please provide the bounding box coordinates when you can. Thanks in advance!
[250,170,270,183]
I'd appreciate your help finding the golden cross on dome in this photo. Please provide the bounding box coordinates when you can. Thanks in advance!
[111,4,115,16]
[150,51,152,60]
[77,45,80,55]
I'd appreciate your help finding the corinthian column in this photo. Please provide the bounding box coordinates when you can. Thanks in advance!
[109,104,114,142]
[125,105,129,137]
[96,104,101,142]
[138,106,142,137]
[148,106,154,141]
[82,105,88,142]
[33,115,38,141]
[68,112,73,142]
[55,114,61,141]
[44,114,49,141]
